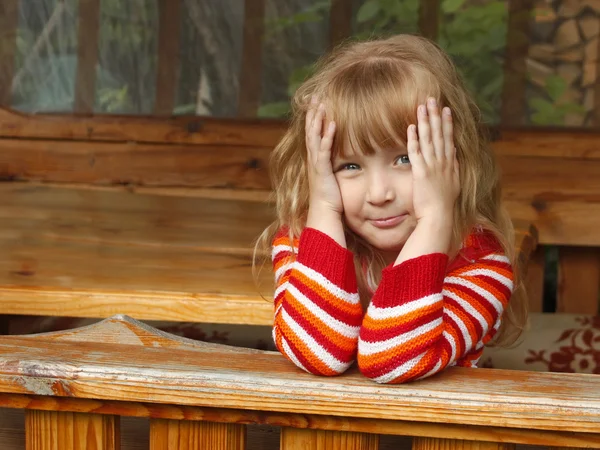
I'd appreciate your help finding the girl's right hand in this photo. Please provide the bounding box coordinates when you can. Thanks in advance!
[305,100,343,215]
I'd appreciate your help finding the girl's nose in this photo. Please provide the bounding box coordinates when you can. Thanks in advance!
[366,175,395,205]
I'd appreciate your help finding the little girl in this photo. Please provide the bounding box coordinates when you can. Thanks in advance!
[255,34,526,384]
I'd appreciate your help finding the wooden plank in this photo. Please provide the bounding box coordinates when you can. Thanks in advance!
[557,247,600,315]
[0,107,286,147]
[500,0,534,125]
[0,0,19,106]
[2,394,600,448]
[26,411,119,450]
[418,0,440,42]
[74,0,101,113]
[150,420,245,450]
[329,0,353,49]
[3,336,600,434]
[281,428,378,450]
[238,0,266,117]
[413,438,514,450]
[0,138,272,190]
[154,0,182,116]
[524,248,545,313]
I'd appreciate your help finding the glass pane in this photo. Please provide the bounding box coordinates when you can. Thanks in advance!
[12,0,79,113]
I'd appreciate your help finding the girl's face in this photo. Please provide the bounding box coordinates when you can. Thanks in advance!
[332,136,417,264]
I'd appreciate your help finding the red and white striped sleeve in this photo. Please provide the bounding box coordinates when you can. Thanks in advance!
[271,227,364,376]
[357,235,514,384]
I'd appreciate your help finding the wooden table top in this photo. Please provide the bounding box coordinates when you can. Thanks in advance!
[0,183,537,325]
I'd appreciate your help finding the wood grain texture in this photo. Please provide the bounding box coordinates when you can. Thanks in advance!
[2,393,600,447]
[329,0,353,49]
[281,428,378,450]
[154,0,181,116]
[557,247,600,315]
[74,0,101,113]
[0,183,534,324]
[500,0,534,125]
[413,438,514,450]
[238,0,266,117]
[0,0,19,105]
[0,107,286,146]
[26,410,119,450]
[0,138,271,189]
[150,419,245,450]
[1,320,600,435]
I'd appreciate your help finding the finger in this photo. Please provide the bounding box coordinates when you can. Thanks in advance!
[442,107,455,160]
[312,103,325,137]
[320,121,336,155]
[416,104,434,165]
[307,104,325,159]
[305,96,318,135]
[427,97,444,160]
[406,124,423,172]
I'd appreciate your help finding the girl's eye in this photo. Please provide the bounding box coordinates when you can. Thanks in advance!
[395,155,410,165]
[338,162,361,171]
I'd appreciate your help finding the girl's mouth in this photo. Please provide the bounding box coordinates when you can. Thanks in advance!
[369,214,407,228]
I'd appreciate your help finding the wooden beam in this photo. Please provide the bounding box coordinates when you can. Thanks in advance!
[500,0,534,126]
[329,0,353,49]
[150,420,245,450]
[0,0,19,106]
[238,0,266,117]
[154,0,182,116]
[74,0,101,113]
[418,0,440,41]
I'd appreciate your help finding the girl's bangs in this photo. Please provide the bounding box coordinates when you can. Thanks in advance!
[327,62,440,159]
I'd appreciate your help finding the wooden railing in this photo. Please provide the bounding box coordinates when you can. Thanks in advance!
[0,315,599,449]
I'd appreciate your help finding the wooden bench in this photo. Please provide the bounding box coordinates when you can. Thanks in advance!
[0,314,599,449]
[0,108,547,328]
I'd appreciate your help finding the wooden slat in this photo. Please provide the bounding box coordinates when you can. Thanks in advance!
[154,0,182,116]
[3,336,600,434]
[524,248,545,313]
[413,438,514,450]
[4,105,600,152]
[0,0,19,106]
[0,138,271,190]
[26,411,119,450]
[500,0,534,126]
[3,394,600,448]
[329,0,353,49]
[594,25,600,127]
[0,107,285,146]
[238,0,266,117]
[557,247,600,315]
[418,0,440,41]
[150,420,245,450]
[74,0,101,113]
[281,428,378,450]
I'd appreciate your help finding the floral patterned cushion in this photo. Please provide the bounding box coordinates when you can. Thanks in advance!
[481,313,600,374]
[8,313,600,374]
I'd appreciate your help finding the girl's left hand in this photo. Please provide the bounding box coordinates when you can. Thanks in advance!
[407,97,460,223]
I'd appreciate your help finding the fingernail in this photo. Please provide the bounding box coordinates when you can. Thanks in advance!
[428,97,437,107]
[443,107,451,116]
[311,95,318,104]
[419,105,427,116]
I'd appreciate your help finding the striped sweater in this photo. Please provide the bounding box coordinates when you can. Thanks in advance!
[271,227,514,383]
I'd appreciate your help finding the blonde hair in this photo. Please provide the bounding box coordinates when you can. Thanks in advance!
[254,34,527,347]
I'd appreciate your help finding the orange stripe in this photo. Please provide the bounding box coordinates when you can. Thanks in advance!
[445,285,494,326]
[445,301,478,347]
[280,291,357,353]
[358,322,444,369]
[276,317,339,376]
[293,270,362,317]
[361,301,442,331]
